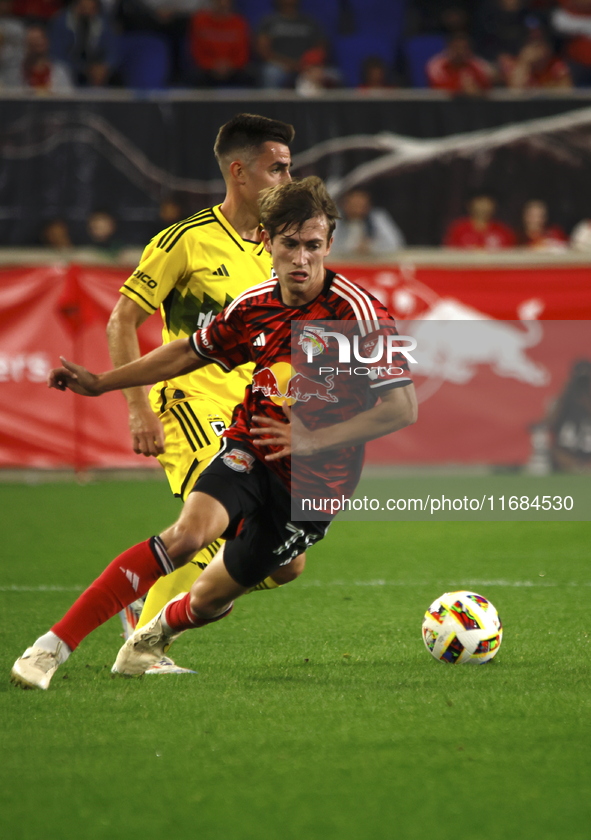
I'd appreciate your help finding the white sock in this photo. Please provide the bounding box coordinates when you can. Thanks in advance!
[34,631,72,665]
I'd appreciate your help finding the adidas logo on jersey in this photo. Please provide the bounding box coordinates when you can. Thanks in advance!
[253,332,266,347]
[212,264,229,277]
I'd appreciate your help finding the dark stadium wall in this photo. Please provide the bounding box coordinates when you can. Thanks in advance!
[2,96,591,246]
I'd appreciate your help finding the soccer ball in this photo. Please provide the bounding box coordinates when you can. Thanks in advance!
[422,590,502,664]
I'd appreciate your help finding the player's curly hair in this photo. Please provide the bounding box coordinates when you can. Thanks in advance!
[214,113,295,169]
[259,176,340,242]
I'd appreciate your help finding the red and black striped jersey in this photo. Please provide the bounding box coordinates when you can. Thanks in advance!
[190,269,412,499]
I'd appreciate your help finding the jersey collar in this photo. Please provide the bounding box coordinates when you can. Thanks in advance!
[212,204,266,255]
[271,269,336,307]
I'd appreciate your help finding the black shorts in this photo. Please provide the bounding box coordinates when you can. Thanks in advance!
[192,443,331,588]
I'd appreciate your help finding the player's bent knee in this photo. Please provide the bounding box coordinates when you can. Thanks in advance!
[271,552,306,584]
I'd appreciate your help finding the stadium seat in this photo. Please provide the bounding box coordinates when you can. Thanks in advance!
[234,0,273,30]
[347,0,407,36]
[119,33,171,90]
[404,34,446,88]
[300,0,341,40]
[236,0,341,36]
[334,33,397,88]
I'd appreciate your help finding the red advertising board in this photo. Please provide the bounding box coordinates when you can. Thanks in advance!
[0,265,161,469]
[342,262,591,466]
[340,263,591,321]
[0,262,589,469]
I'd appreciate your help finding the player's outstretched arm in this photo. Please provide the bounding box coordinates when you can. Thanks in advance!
[48,339,204,397]
[251,384,418,460]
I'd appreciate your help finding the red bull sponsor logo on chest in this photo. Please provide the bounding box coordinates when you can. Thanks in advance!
[252,363,338,405]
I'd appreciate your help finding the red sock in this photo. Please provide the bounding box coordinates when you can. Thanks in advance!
[164,593,233,632]
[52,537,170,650]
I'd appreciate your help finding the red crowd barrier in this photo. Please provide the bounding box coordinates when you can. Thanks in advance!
[0,262,589,469]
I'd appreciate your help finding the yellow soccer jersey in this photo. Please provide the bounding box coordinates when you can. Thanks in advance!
[120,205,272,411]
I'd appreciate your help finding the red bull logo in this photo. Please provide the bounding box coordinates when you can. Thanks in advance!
[252,363,338,405]
[361,266,550,402]
[409,298,550,398]
[251,367,283,398]
[285,372,338,403]
[222,448,255,473]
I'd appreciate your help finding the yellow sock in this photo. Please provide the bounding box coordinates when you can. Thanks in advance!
[247,577,281,593]
[137,562,202,628]
[137,540,223,628]
[138,542,282,628]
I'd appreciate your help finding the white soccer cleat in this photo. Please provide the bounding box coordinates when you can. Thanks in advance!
[111,606,183,677]
[144,655,197,675]
[11,646,60,690]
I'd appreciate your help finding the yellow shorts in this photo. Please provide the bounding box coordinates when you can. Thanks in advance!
[148,385,233,500]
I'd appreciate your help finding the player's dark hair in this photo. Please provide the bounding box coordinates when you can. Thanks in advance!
[259,176,340,242]
[214,113,295,169]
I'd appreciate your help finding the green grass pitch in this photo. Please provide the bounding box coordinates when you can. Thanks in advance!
[1,480,590,840]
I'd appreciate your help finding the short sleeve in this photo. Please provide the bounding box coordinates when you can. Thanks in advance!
[120,233,191,314]
[362,326,413,393]
[334,285,414,393]
[190,304,252,372]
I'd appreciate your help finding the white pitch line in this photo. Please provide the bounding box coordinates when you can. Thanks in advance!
[2,580,589,592]
[0,585,84,592]
[300,579,590,588]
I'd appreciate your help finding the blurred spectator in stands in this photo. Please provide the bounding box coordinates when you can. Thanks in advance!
[255,0,326,89]
[331,189,405,257]
[40,218,73,248]
[427,32,494,94]
[528,0,557,17]
[570,215,591,250]
[21,23,72,89]
[11,0,62,22]
[440,3,472,36]
[115,0,158,32]
[407,0,473,37]
[158,195,185,226]
[49,0,119,86]
[475,0,532,63]
[551,0,591,86]
[116,0,207,83]
[358,55,395,90]
[546,359,591,472]
[500,27,573,87]
[444,191,517,249]
[115,0,196,33]
[294,49,339,95]
[518,199,568,249]
[86,210,121,255]
[187,0,252,87]
[0,0,25,87]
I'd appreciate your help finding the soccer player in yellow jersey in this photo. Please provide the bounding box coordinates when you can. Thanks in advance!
[106,113,304,673]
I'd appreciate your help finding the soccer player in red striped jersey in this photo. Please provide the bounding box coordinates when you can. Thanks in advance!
[11,177,417,690]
